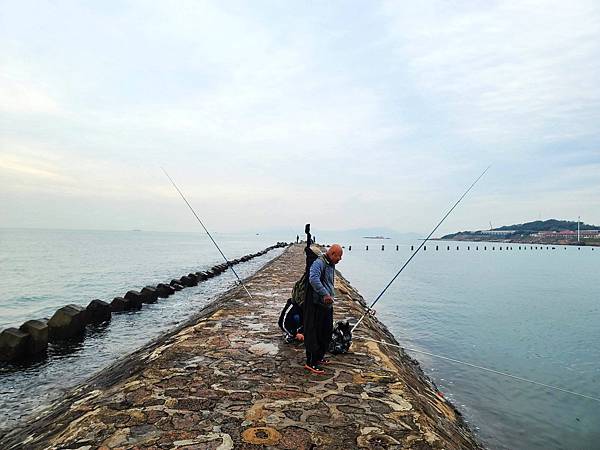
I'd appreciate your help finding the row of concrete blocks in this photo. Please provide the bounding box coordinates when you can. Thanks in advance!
[0,243,288,362]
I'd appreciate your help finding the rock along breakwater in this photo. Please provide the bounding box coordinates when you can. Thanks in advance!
[0,244,482,449]
[0,243,287,363]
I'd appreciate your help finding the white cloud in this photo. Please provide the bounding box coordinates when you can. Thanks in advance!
[381,0,600,146]
[0,1,599,231]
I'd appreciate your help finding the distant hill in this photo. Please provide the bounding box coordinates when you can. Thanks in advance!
[494,219,599,232]
[442,219,599,239]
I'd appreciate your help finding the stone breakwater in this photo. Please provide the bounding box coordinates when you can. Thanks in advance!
[0,243,287,363]
[0,244,482,449]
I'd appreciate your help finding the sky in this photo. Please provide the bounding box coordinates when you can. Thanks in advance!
[1,0,599,235]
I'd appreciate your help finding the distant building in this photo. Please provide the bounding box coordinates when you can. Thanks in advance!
[536,230,600,239]
[479,230,516,236]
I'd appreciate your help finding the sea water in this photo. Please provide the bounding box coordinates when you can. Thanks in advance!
[337,239,599,450]
[1,229,599,449]
[0,228,288,431]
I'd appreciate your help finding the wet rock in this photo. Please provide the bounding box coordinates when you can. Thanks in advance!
[155,283,175,298]
[140,286,158,303]
[48,304,87,341]
[195,271,209,281]
[19,319,48,355]
[110,297,127,312]
[86,299,111,324]
[179,276,196,287]
[124,290,144,309]
[171,282,184,291]
[0,328,29,361]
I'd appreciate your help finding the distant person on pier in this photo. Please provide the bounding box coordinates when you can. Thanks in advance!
[303,244,343,374]
[296,235,299,244]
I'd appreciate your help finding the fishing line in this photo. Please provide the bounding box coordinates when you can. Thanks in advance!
[354,335,600,403]
[352,165,491,332]
[161,167,253,299]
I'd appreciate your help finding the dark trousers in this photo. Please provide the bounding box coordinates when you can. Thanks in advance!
[304,293,333,365]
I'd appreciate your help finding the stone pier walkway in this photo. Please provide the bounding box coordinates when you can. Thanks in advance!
[0,244,482,449]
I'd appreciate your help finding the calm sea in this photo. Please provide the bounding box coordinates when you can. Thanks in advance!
[0,228,288,431]
[335,238,600,450]
[1,229,599,449]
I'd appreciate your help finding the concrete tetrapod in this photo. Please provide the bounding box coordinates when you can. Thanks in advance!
[169,280,184,291]
[140,287,158,304]
[86,299,112,324]
[19,319,48,355]
[47,304,87,341]
[155,283,175,298]
[0,328,30,361]
[124,291,144,309]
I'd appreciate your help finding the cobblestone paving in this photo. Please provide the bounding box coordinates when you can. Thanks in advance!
[0,245,482,449]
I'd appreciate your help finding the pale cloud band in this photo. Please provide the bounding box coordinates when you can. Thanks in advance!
[1,1,599,232]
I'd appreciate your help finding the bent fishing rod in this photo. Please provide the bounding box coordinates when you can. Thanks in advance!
[161,167,253,299]
[351,165,491,333]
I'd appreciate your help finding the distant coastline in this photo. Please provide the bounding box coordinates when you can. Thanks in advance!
[440,219,600,247]
[436,235,599,247]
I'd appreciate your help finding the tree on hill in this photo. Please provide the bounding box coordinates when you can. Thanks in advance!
[494,219,598,232]
[440,219,599,239]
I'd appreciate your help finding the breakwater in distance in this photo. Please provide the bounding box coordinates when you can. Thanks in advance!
[329,243,597,252]
[0,243,288,364]
[0,244,482,449]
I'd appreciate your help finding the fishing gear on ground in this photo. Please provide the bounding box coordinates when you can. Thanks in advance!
[329,320,352,354]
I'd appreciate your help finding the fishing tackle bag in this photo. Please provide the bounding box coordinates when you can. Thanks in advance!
[329,320,352,354]
[291,272,308,307]
[292,251,327,307]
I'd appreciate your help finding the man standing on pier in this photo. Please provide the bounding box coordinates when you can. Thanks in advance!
[304,244,343,374]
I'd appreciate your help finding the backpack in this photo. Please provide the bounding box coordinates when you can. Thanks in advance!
[291,272,309,307]
[292,254,329,307]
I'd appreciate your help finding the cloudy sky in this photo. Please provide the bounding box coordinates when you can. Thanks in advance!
[1,0,599,235]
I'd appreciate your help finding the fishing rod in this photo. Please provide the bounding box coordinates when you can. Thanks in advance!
[351,165,490,332]
[161,167,253,299]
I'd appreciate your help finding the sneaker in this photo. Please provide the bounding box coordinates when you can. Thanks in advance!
[317,359,330,365]
[304,363,325,375]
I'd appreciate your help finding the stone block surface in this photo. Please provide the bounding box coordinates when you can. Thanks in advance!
[86,299,112,323]
[179,276,195,287]
[124,290,144,307]
[48,304,87,341]
[155,283,175,298]
[110,297,127,312]
[0,328,29,361]
[19,319,48,355]
[140,287,158,304]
